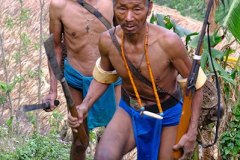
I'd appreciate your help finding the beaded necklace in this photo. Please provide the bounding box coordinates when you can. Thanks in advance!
[120,25,163,114]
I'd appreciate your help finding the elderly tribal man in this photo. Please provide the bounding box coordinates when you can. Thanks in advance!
[68,0,206,159]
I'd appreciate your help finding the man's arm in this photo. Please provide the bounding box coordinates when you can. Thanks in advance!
[173,88,203,160]
[165,32,204,159]
[43,0,64,111]
[68,32,116,127]
[83,31,116,108]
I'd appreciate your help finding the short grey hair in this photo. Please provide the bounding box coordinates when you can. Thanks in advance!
[113,0,151,6]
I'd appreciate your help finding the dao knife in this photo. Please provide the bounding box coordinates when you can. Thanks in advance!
[44,34,89,148]
[22,100,60,112]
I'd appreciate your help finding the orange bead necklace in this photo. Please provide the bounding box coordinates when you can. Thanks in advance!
[120,25,163,114]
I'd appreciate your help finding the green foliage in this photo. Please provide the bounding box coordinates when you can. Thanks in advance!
[21,32,31,48]
[20,8,30,22]
[0,126,9,138]
[5,116,13,129]
[27,69,43,79]
[0,81,15,93]
[0,133,70,160]
[223,0,240,42]
[49,111,64,134]
[26,112,37,126]
[215,0,233,24]
[150,13,238,88]
[4,17,14,29]
[4,5,30,29]
[150,13,192,38]
[220,101,240,159]
[0,96,7,105]
[13,51,22,62]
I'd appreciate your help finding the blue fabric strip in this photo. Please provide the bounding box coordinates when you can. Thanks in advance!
[119,98,182,160]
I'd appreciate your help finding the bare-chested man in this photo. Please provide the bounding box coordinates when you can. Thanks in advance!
[68,0,206,159]
[43,0,121,159]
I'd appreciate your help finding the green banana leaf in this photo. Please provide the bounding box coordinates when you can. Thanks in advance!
[212,58,236,85]
[188,32,223,49]
[215,0,233,24]
[200,50,209,71]
[150,13,192,37]
[223,0,240,42]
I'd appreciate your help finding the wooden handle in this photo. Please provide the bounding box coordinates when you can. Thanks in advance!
[61,80,89,148]
[173,150,183,159]
[172,92,192,159]
[69,106,89,148]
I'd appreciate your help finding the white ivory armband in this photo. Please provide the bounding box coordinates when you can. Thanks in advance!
[177,67,207,90]
[93,58,119,84]
[195,67,207,89]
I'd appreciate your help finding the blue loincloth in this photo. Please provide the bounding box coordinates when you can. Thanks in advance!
[64,59,121,130]
[119,98,182,160]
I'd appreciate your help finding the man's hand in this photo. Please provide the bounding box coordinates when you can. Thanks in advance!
[173,133,197,160]
[67,104,88,133]
[42,92,57,112]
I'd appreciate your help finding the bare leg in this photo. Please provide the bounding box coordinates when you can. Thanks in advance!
[158,126,178,160]
[95,107,136,160]
[69,86,89,160]
[114,85,121,105]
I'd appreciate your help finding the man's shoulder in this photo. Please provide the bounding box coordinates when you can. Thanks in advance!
[100,26,122,46]
[99,27,122,56]
[50,0,67,10]
[150,24,180,47]
[99,30,112,47]
[98,0,112,5]
[97,0,113,20]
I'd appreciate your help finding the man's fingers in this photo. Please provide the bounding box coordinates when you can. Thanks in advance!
[67,113,81,128]
[173,142,183,151]
[179,154,187,160]
[68,111,82,123]
[68,122,80,128]
[76,107,86,123]
[42,98,57,112]
[72,129,78,133]
[68,113,78,121]
[179,152,192,160]
[173,134,187,150]
[44,108,52,112]
[67,118,81,127]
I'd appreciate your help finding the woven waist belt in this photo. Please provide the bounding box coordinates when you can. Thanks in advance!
[121,87,182,113]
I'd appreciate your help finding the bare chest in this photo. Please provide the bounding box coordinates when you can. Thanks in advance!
[61,2,112,39]
[114,51,170,85]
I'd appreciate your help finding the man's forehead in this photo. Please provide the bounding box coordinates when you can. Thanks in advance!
[115,0,147,5]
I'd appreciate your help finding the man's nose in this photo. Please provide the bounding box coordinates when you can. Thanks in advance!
[126,11,134,21]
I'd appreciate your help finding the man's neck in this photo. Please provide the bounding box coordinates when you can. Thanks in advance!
[124,23,148,45]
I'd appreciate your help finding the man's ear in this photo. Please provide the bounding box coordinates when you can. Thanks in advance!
[147,1,153,16]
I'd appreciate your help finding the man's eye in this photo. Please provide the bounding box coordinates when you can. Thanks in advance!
[120,7,126,10]
[133,8,142,14]
[134,8,141,11]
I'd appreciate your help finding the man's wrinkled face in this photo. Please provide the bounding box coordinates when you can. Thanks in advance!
[114,0,151,34]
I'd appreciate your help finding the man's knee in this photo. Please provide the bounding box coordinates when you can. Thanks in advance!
[95,151,115,160]
[95,147,118,160]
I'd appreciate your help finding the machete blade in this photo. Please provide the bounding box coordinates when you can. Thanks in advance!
[22,100,60,112]
[44,34,63,81]
[22,103,48,112]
